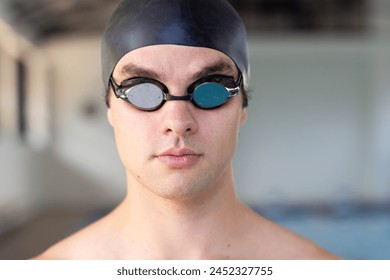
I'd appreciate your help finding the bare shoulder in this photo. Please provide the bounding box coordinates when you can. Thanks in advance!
[32,213,115,260]
[241,210,340,260]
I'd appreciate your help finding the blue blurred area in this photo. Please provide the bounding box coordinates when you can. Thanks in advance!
[255,203,390,259]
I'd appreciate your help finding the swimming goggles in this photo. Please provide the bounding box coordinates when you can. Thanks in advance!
[109,73,242,111]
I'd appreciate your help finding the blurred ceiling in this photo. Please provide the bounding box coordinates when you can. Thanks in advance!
[1,0,367,43]
[1,0,120,41]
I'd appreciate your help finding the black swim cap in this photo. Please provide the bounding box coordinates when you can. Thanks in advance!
[102,0,249,91]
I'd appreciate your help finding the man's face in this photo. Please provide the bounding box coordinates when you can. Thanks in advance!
[107,45,247,200]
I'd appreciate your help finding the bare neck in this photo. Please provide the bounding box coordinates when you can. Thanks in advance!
[112,168,251,259]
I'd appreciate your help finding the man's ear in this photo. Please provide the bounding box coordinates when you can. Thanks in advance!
[106,90,114,127]
[107,108,114,127]
[240,108,247,126]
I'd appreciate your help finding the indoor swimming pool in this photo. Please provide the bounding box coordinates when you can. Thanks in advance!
[257,203,390,259]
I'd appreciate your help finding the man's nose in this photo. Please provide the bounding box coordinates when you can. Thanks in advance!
[159,100,199,137]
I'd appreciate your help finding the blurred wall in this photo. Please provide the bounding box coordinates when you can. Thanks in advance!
[0,19,43,230]
[39,36,125,208]
[236,37,390,205]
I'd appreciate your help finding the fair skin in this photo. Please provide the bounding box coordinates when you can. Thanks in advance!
[34,45,338,259]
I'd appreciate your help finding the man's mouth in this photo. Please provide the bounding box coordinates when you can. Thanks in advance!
[155,148,202,169]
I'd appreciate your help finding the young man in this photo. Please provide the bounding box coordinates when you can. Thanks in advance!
[35,0,337,259]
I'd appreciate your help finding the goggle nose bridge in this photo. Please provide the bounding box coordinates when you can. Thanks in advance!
[164,93,193,102]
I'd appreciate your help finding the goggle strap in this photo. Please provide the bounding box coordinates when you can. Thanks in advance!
[228,86,240,96]
[109,76,124,99]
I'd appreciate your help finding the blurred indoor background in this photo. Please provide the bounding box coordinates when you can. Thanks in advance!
[0,0,389,259]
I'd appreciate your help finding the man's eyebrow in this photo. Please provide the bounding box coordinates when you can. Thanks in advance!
[119,64,163,80]
[190,61,237,80]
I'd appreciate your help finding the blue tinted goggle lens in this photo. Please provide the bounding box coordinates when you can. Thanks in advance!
[110,74,241,111]
[192,82,230,109]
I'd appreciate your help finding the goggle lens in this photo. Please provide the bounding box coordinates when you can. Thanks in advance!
[192,82,230,109]
[125,83,164,110]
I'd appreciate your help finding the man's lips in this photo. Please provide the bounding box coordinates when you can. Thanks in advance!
[155,148,202,169]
